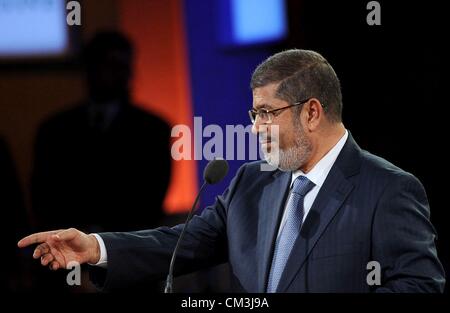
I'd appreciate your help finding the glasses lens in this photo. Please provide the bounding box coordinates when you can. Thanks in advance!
[260,111,271,123]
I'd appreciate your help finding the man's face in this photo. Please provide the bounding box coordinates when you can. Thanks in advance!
[251,83,313,171]
[87,49,132,103]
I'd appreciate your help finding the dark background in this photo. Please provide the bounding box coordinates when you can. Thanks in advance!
[281,0,449,293]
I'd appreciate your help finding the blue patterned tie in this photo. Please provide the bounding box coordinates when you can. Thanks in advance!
[267,175,315,292]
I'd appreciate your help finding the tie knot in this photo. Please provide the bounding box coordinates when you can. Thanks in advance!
[291,176,315,196]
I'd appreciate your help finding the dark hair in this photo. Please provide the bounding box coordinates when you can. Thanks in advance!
[83,31,133,67]
[250,49,342,123]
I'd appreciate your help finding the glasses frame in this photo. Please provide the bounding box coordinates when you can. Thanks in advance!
[248,98,313,124]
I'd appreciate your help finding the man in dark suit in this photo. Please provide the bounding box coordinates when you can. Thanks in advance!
[19,49,445,292]
[32,31,171,233]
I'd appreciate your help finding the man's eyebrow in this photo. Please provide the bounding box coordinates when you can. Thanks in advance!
[253,103,273,110]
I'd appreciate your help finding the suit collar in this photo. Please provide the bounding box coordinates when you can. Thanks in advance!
[332,131,362,179]
[291,129,349,188]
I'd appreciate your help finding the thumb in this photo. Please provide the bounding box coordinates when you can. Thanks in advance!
[53,228,79,242]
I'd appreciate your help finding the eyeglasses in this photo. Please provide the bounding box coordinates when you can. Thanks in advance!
[248,98,312,124]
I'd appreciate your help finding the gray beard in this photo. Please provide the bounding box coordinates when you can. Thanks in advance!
[263,119,312,172]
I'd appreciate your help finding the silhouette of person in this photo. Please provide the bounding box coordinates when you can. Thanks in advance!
[32,31,172,234]
[0,136,28,291]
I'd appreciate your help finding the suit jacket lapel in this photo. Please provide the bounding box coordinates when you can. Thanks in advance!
[257,170,291,292]
[276,167,354,292]
[275,132,362,292]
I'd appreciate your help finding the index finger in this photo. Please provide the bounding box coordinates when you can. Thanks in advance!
[17,230,63,248]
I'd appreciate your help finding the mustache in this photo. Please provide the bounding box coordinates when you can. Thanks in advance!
[259,135,277,143]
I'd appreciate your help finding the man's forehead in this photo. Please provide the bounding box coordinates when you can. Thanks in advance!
[253,82,279,98]
[252,82,281,107]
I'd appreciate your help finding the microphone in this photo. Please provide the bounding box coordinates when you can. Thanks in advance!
[164,158,229,293]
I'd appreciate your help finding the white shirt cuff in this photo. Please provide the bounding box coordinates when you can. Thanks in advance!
[89,233,108,268]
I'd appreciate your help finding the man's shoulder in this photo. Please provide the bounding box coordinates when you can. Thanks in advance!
[359,148,421,188]
[239,160,273,174]
[235,160,283,184]
[37,104,87,134]
[240,159,267,171]
[124,104,170,132]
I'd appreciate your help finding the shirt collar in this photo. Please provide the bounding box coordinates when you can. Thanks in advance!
[291,130,348,188]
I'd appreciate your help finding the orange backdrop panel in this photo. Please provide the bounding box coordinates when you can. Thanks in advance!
[118,0,197,213]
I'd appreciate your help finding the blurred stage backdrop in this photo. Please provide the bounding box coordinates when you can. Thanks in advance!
[0,0,447,293]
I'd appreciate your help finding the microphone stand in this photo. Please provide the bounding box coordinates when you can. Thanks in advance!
[164,181,207,293]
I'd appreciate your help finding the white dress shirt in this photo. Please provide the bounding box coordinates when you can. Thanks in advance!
[92,130,349,267]
[91,234,108,268]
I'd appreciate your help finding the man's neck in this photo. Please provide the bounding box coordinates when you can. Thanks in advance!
[300,123,346,173]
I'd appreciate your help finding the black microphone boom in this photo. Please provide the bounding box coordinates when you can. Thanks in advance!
[164,158,229,293]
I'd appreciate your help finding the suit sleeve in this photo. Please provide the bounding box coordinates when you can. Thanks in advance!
[372,173,445,292]
[90,163,247,291]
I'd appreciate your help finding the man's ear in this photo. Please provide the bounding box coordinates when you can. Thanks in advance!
[303,98,324,130]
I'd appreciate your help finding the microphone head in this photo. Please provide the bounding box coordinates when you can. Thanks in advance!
[203,158,229,184]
